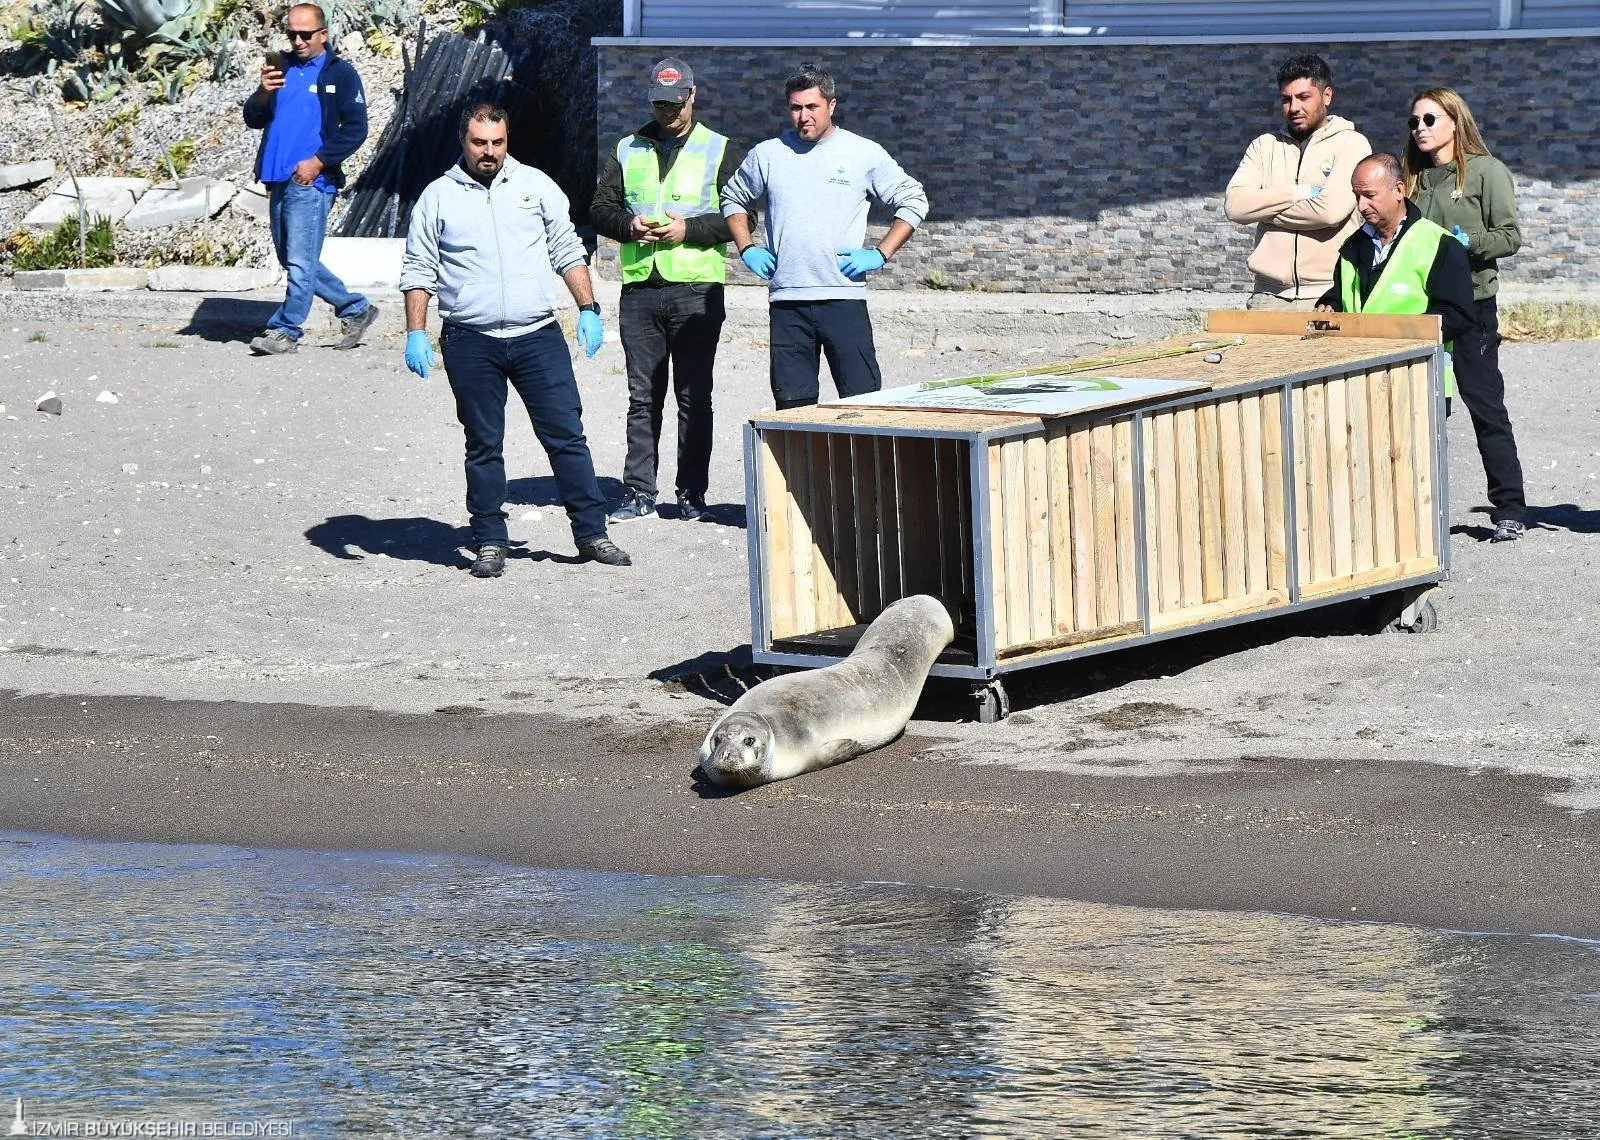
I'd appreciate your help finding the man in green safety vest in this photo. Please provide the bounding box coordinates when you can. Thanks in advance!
[590,58,746,524]
[1317,152,1477,399]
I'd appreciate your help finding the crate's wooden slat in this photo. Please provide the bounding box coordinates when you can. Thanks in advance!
[997,619,1143,660]
[1218,396,1248,600]
[1174,407,1203,608]
[1153,411,1181,614]
[1151,589,1289,633]
[899,438,941,600]
[852,436,882,619]
[1368,367,1397,569]
[807,432,843,629]
[1046,423,1077,634]
[986,441,1007,647]
[1090,422,1120,625]
[787,432,819,635]
[1069,426,1097,630]
[1298,556,1439,600]
[1239,392,1267,596]
[828,434,860,624]
[1024,433,1053,643]
[1411,360,1437,561]
[1304,381,1332,584]
[1290,384,1310,587]
[760,433,798,640]
[876,436,903,604]
[1205,310,1442,341]
[1325,375,1353,580]
[1347,370,1374,574]
[1114,417,1139,623]
[1002,438,1031,647]
[1261,387,1288,593]
[956,441,974,603]
[1390,363,1419,563]
[935,438,961,606]
[1196,401,1225,604]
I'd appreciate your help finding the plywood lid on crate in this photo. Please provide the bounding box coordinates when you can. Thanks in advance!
[833,372,1211,418]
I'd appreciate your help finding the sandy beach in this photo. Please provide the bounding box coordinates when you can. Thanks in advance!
[1,282,1596,935]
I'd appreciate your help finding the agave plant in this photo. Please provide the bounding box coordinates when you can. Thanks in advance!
[98,0,198,40]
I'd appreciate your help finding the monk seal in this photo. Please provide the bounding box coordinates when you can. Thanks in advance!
[699,594,955,789]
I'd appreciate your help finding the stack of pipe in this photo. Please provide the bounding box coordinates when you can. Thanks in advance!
[336,22,519,238]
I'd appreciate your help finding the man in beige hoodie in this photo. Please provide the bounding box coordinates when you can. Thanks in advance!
[1225,54,1372,309]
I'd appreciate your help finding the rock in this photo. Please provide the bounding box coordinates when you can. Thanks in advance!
[121,178,238,230]
[230,182,270,221]
[37,394,62,415]
[0,160,55,191]
[96,391,119,404]
[23,177,150,230]
[147,265,281,292]
[319,237,408,290]
[120,463,138,474]
[14,268,150,291]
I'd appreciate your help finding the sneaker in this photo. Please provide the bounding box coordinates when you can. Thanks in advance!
[334,303,380,350]
[248,330,298,355]
[1490,518,1526,543]
[676,489,710,522]
[606,488,656,523]
[577,536,631,566]
[470,542,508,578]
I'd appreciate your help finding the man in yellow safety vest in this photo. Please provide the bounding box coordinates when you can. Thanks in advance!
[590,58,747,524]
[1317,152,1477,394]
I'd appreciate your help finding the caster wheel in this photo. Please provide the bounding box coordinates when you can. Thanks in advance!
[974,680,1011,724]
[1390,598,1438,634]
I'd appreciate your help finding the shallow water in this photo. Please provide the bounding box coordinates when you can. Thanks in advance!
[1,832,1597,1138]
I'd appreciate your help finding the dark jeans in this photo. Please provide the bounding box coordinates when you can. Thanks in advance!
[1451,296,1526,524]
[620,281,725,498]
[769,299,883,409]
[440,322,608,547]
[264,181,368,340]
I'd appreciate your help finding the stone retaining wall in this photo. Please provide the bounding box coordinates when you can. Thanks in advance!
[594,38,1600,293]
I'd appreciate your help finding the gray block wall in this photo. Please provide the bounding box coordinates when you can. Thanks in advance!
[594,39,1600,293]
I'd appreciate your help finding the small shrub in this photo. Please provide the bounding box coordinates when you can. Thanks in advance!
[28,331,48,343]
[1500,300,1600,343]
[10,215,118,270]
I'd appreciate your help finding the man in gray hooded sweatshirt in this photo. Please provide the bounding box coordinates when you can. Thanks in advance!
[723,62,929,408]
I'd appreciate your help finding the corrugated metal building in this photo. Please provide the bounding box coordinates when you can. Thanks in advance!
[621,0,1600,37]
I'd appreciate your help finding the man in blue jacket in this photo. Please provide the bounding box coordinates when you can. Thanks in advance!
[242,3,378,355]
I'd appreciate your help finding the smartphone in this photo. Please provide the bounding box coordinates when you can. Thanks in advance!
[263,51,283,72]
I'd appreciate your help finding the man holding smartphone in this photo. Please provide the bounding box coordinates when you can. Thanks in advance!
[242,3,377,355]
[588,58,745,523]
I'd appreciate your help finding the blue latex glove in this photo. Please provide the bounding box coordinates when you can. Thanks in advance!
[740,245,776,280]
[1450,224,1470,248]
[404,330,434,379]
[836,247,886,282]
[576,310,603,358]
[1307,184,1323,199]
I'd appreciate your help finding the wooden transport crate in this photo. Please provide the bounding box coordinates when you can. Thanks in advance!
[742,312,1449,705]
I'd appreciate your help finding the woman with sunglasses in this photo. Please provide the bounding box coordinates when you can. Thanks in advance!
[1404,88,1528,543]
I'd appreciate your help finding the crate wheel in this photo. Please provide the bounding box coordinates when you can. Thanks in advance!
[974,680,1010,724]
[1389,596,1438,634]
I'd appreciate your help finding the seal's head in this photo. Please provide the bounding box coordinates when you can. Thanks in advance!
[698,712,775,789]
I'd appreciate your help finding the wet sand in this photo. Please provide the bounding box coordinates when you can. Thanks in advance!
[3,691,1596,939]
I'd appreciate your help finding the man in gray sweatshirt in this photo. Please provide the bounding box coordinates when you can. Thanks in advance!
[400,103,629,577]
[723,63,929,408]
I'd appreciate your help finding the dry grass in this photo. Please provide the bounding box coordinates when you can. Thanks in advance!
[1499,300,1600,343]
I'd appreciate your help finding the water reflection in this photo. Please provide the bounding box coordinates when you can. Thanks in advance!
[1,832,1597,1137]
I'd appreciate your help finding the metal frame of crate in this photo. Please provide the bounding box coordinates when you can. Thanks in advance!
[742,312,1450,716]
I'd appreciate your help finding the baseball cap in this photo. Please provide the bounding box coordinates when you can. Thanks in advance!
[647,58,694,103]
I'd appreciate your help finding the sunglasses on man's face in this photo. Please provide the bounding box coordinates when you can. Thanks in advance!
[1408,112,1442,131]
[287,27,324,40]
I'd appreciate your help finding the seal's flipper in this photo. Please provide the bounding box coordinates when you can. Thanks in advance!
[816,739,864,768]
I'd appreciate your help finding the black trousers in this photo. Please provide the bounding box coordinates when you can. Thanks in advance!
[619,281,725,499]
[769,299,883,409]
[1451,296,1526,524]
[440,322,608,546]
